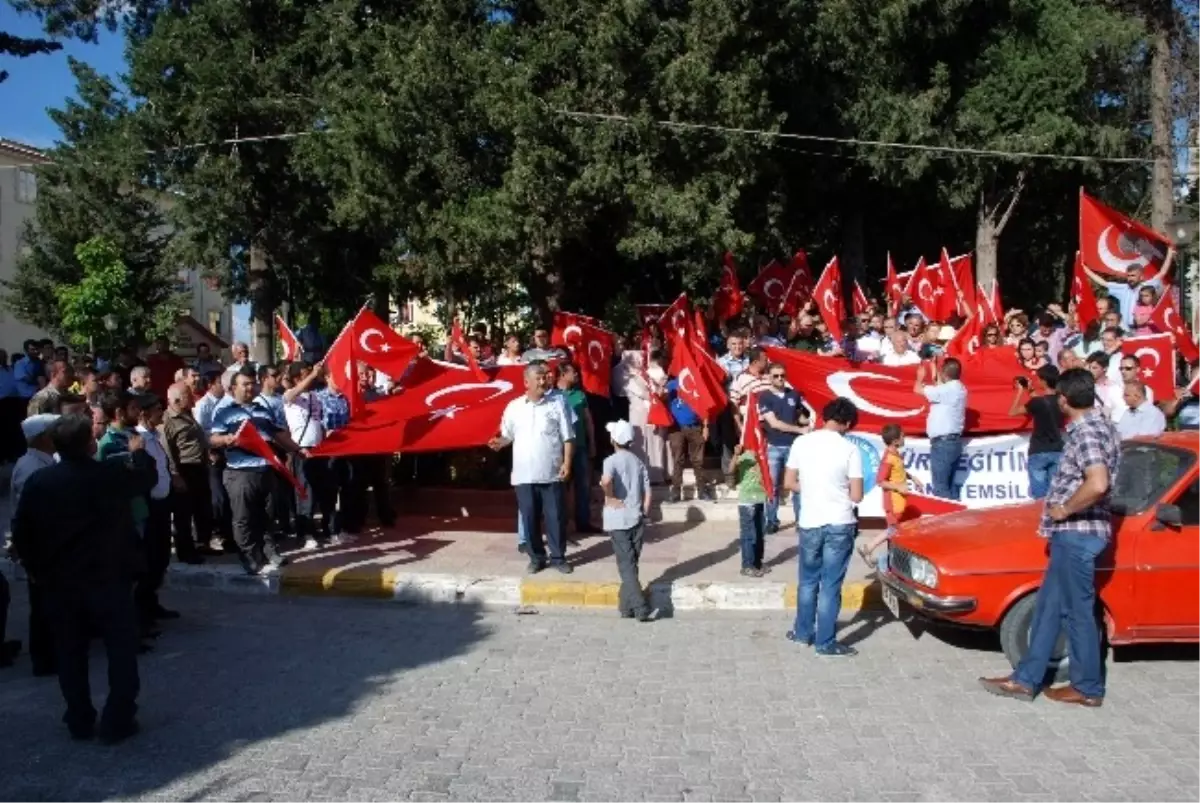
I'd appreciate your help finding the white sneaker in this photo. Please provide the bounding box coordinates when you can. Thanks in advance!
[302,537,319,551]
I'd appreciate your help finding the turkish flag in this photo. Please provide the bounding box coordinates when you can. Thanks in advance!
[762,345,1031,435]
[988,279,1005,322]
[1070,251,1101,330]
[450,318,488,382]
[658,293,694,345]
[712,252,744,323]
[1122,334,1176,400]
[779,252,816,318]
[314,360,526,456]
[810,257,846,342]
[943,252,976,319]
[1149,292,1200,363]
[572,320,617,397]
[851,280,871,316]
[275,315,301,361]
[674,339,727,421]
[746,259,792,313]
[885,253,905,314]
[234,420,306,498]
[944,311,982,359]
[900,492,967,520]
[350,308,420,378]
[906,257,941,320]
[933,249,962,320]
[324,310,365,417]
[1080,190,1172,282]
[974,283,997,326]
[741,391,775,502]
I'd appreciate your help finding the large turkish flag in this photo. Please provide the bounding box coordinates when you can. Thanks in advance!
[810,257,845,341]
[1079,191,1172,282]
[1121,334,1176,400]
[763,345,1031,436]
[1149,292,1200,363]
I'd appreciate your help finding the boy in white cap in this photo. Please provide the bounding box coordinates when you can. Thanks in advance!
[9,412,59,676]
[599,420,653,621]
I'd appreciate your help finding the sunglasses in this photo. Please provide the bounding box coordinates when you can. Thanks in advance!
[769,373,786,380]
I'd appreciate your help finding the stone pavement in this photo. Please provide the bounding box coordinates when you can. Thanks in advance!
[1,591,1196,801]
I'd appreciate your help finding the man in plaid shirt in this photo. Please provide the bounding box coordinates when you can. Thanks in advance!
[980,367,1120,708]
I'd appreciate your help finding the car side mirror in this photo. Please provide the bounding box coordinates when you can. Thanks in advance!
[1154,503,1183,529]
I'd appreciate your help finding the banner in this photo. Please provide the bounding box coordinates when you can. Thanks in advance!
[844,432,1033,517]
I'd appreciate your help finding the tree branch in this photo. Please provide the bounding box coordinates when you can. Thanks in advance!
[995,169,1027,235]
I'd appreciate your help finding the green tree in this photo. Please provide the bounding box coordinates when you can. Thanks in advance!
[56,237,141,346]
[4,59,183,346]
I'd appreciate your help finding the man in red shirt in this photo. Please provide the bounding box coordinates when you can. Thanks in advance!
[144,337,186,400]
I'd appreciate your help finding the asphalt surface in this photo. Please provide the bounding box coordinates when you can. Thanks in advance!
[0,590,1196,801]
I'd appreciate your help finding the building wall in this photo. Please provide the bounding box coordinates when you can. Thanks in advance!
[0,146,54,351]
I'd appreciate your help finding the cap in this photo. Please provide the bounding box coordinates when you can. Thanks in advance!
[22,413,60,443]
[937,325,957,341]
[606,419,635,446]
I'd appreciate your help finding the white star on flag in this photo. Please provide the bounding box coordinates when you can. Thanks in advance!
[430,404,466,420]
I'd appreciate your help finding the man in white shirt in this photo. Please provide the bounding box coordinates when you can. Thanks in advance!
[490,363,576,574]
[783,398,864,658]
[882,331,921,367]
[1087,352,1127,421]
[283,361,336,547]
[1116,381,1165,439]
[135,394,179,624]
[915,358,968,499]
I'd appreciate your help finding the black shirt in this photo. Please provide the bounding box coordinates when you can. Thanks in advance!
[1025,395,1065,455]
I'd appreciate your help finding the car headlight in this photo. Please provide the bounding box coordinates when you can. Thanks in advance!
[908,555,939,589]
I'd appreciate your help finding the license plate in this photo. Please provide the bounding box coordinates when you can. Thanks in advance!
[883,587,901,618]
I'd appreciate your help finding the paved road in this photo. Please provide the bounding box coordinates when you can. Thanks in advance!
[0,591,1196,802]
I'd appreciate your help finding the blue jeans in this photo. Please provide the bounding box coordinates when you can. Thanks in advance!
[1026,451,1062,500]
[514,483,567,565]
[737,504,765,569]
[765,444,800,530]
[792,523,857,649]
[1012,532,1107,698]
[929,434,964,499]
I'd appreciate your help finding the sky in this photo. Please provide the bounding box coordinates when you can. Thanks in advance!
[0,4,126,148]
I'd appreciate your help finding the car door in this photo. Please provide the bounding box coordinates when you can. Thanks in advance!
[1133,468,1200,638]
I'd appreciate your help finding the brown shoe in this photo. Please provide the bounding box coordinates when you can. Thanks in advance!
[1043,684,1103,708]
[978,676,1035,701]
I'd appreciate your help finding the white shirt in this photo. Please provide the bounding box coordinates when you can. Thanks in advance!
[1117,400,1166,439]
[856,333,883,359]
[786,428,863,529]
[1098,380,1152,422]
[922,380,967,438]
[882,349,921,367]
[285,391,326,448]
[500,394,575,486]
[137,425,172,500]
[11,449,56,513]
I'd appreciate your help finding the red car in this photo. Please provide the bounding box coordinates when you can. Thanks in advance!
[880,432,1199,675]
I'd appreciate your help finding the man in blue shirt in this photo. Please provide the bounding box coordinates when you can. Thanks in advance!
[13,339,44,403]
[257,363,295,539]
[665,376,713,502]
[914,357,968,499]
[757,363,809,532]
[0,348,20,462]
[208,366,307,575]
[297,308,328,363]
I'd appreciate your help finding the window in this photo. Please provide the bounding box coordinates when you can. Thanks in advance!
[1111,444,1196,515]
[1173,480,1199,526]
[207,310,222,336]
[15,170,37,204]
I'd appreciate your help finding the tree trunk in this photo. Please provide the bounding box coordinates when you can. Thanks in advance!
[371,277,390,322]
[248,240,272,366]
[1149,24,1174,232]
[974,172,1027,292]
[528,244,563,328]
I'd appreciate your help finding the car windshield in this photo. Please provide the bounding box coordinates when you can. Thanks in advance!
[1110,443,1196,516]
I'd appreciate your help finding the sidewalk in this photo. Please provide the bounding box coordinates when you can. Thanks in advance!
[161,505,886,614]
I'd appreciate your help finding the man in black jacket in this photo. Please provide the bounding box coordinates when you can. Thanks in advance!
[11,414,157,744]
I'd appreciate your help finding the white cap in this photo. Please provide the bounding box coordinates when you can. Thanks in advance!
[937,325,957,341]
[606,419,635,446]
[22,413,60,443]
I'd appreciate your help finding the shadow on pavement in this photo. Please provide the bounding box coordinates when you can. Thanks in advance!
[0,590,490,800]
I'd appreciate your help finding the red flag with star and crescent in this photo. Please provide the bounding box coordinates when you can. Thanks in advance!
[673,338,726,421]
[905,257,940,320]
[885,253,905,314]
[1080,190,1173,283]
[944,310,983,360]
[712,252,744,323]
[1121,334,1176,400]
[810,257,845,342]
[554,314,616,397]
[943,252,976,319]
[325,307,420,417]
[275,315,302,361]
[1149,292,1200,363]
[779,250,816,317]
[851,281,871,316]
[1069,251,1101,331]
[746,260,792,314]
[741,391,775,502]
[313,359,526,456]
[975,282,998,326]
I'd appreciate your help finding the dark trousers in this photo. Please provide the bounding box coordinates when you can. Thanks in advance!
[610,522,648,617]
[668,425,707,491]
[515,483,566,565]
[209,461,232,541]
[46,581,140,733]
[223,469,278,571]
[271,447,295,533]
[0,396,26,461]
[28,580,55,673]
[300,456,338,538]
[172,463,212,557]
[738,503,766,569]
[343,456,395,533]
[710,405,737,485]
[134,498,172,621]
[0,573,9,645]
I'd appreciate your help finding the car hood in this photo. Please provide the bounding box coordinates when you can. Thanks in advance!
[892,502,1048,576]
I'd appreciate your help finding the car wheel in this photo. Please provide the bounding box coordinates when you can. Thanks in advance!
[999,593,1070,685]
